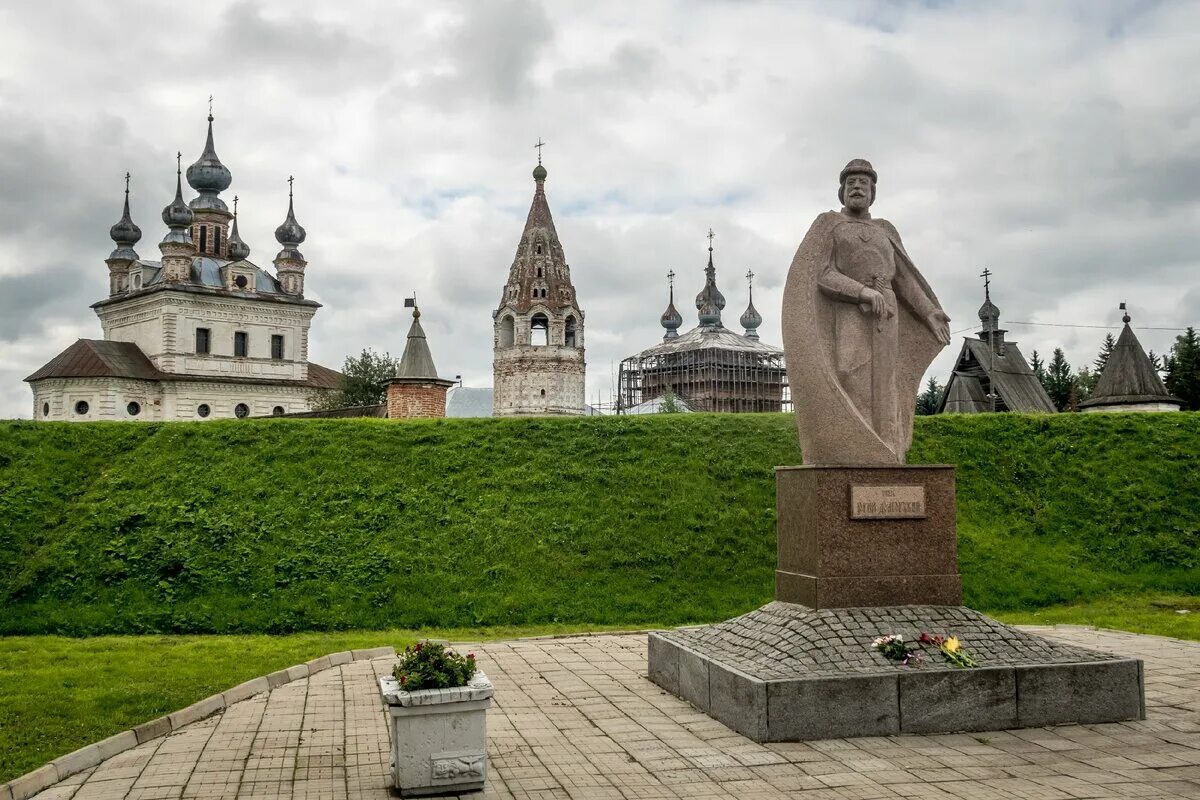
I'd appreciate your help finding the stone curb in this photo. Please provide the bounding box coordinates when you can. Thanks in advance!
[0,646,393,800]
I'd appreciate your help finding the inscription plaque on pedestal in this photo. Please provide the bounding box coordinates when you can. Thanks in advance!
[850,485,926,519]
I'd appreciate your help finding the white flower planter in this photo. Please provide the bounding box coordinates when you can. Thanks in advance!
[379,670,494,797]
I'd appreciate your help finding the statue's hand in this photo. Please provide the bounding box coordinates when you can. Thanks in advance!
[859,288,887,318]
[926,310,951,345]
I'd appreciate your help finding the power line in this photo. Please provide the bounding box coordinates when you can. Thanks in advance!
[1003,320,1191,332]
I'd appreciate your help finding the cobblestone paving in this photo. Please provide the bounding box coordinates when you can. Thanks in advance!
[657,603,1123,677]
[33,627,1200,799]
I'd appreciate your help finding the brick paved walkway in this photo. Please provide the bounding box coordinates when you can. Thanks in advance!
[32,627,1200,799]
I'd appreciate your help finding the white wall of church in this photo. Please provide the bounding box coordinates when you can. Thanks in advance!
[31,376,326,421]
[31,377,163,422]
[95,291,316,382]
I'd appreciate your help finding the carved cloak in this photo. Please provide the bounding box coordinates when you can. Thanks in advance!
[782,210,945,465]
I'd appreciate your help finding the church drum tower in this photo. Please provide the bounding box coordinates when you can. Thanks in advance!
[492,156,586,416]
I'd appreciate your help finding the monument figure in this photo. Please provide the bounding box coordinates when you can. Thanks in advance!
[647,159,1145,744]
[782,159,950,464]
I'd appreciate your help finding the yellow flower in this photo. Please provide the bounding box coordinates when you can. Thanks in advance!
[943,636,961,653]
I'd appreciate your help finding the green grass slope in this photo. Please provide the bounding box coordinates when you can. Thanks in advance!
[0,413,1196,635]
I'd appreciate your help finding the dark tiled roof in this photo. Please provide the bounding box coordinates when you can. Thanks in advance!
[26,339,343,391]
[25,339,164,382]
[1080,324,1182,408]
[304,362,344,390]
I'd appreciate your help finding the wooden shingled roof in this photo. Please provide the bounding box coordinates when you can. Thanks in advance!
[1080,322,1182,409]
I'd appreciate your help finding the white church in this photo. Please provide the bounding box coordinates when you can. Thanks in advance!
[25,113,341,421]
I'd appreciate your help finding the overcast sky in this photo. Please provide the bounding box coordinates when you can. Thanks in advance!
[1,0,1197,418]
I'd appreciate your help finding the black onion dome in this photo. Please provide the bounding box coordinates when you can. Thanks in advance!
[186,115,232,210]
[162,165,195,229]
[740,299,763,332]
[109,185,141,248]
[274,193,306,246]
[695,246,726,328]
[661,299,683,331]
[226,204,250,261]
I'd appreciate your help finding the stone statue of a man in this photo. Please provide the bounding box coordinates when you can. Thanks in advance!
[782,159,950,464]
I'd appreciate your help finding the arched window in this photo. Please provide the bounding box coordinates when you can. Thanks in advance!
[530,314,549,347]
[565,316,577,348]
[499,315,515,347]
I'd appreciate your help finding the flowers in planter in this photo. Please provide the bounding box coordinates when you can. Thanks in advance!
[393,641,477,691]
[919,632,978,668]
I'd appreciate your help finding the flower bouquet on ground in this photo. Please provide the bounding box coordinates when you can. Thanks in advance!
[871,634,924,666]
[871,632,979,668]
[392,641,477,691]
[919,633,978,668]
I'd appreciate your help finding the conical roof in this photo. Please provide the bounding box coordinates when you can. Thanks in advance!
[396,307,440,379]
[496,162,581,315]
[1080,315,1182,408]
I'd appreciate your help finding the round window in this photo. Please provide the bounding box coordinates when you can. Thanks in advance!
[74,400,89,415]
[272,405,285,416]
[42,402,49,417]
[235,275,248,289]
[235,403,250,419]
[197,404,211,418]
[127,401,141,417]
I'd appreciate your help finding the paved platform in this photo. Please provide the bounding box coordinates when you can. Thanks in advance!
[31,627,1200,799]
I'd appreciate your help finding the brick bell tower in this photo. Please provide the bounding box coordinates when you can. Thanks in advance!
[492,149,586,416]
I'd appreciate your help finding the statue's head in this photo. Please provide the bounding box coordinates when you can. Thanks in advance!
[838,158,877,210]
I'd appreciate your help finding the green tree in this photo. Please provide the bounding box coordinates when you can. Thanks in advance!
[1074,366,1097,403]
[1030,349,1046,383]
[311,348,400,410]
[658,389,681,413]
[1164,327,1200,410]
[1149,349,1164,377]
[915,376,944,415]
[1044,348,1075,411]
[1093,333,1117,376]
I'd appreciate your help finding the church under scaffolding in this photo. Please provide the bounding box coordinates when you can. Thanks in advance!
[617,236,789,414]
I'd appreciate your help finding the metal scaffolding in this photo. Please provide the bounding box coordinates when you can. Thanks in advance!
[617,334,789,414]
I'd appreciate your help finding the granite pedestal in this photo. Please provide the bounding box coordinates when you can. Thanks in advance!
[775,465,961,608]
[647,465,1146,742]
